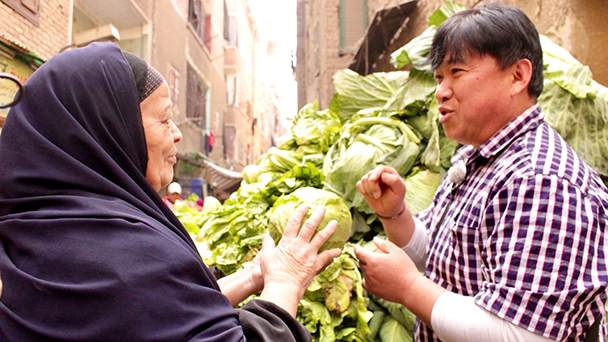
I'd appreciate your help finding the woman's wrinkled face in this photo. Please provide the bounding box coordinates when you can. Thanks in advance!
[140,81,182,191]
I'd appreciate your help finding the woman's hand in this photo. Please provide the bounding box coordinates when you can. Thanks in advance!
[356,165,406,218]
[217,253,264,307]
[258,204,342,316]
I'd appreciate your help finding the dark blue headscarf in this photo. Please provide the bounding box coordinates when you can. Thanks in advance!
[0,42,243,341]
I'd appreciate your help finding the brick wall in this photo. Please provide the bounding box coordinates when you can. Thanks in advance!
[0,0,71,60]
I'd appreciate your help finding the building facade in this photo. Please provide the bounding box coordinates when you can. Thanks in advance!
[0,0,294,200]
[296,0,608,111]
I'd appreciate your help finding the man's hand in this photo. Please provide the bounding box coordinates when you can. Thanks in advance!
[354,237,419,304]
[355,237,446,327]
[356,165,406,219]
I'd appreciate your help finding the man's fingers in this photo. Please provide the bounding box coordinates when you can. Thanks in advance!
[282,204,310,241]
[361,278,368,291]
[380,172,406,194]
[372,236,399,254]
[354,244,373,264]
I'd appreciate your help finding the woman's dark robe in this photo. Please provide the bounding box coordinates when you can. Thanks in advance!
[0,42,310,342]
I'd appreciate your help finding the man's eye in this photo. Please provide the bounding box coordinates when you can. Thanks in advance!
[451,68,463,74]
[434,75,443,83]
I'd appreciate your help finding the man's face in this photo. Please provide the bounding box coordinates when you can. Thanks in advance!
[433,53,515,148]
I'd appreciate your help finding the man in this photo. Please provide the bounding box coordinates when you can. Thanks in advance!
[162,181,182,210]
[354,3,608,342]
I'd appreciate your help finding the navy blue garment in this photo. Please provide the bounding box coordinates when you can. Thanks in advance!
[0,42,310,342]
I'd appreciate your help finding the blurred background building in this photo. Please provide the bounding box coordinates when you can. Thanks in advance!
[0,0,296,201]
[2,0,607,200]
[296,0,608,110]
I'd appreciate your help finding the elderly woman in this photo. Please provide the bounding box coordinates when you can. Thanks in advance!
[0,42,341,341]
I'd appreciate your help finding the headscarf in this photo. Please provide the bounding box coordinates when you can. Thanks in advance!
[0,42,244,341]
[122,50,164,103]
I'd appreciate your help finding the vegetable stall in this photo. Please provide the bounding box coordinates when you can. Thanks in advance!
[172,2,608,341]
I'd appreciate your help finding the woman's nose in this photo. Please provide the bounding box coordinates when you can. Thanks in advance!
[171,120,183,143]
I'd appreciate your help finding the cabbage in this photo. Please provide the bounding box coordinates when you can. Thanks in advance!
[403,168,445,214]
[329,69,410,123]
[323,116,420,215]
[278,101,342,155]
[268,187,352,251]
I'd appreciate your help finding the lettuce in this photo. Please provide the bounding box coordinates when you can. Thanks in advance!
[268,187,352,252]
[323,116,420,215]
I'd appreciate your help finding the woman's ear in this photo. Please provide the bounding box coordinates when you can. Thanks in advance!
[510,58,533,97]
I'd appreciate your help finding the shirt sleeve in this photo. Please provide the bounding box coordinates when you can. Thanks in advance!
[431,292,556,342]
[237,299,312,342]
[401,216,427,271]
[476,174,606,340]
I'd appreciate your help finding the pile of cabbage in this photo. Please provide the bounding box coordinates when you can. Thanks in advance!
[173,2,608,341]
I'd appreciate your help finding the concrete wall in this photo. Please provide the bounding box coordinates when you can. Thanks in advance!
[152,0,227,168]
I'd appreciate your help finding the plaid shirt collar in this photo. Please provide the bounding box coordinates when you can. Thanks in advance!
[450,104,544,166]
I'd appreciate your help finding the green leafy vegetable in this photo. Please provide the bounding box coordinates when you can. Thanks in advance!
[269,187,353,252]
[323,116,420,215]
[329,69,410,123]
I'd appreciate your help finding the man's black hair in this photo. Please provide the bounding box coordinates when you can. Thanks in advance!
[427,3,544,98]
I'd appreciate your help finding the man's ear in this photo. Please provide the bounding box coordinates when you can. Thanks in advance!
[510,58,533,97]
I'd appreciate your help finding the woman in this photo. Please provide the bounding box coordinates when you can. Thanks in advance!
[0,42,341,341]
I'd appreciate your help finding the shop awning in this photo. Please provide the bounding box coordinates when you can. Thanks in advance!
[176,153,242,193]
[201,159,243,192]
[349,0,417,75]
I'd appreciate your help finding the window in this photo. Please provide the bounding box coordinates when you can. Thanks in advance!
[1,0,40,26]
[226,73,238,105]
[167,65,180,109]
[227,16,238,47]
[223,0,229,41]
[339,0,367,54]
[223,124,236,159]
[188,0,212,51]
[186,64,208,128]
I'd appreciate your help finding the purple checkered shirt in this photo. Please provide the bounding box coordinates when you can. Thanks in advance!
[416,104,608,341]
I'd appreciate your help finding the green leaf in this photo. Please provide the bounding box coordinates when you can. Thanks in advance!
[389,26,435,70]
[427,1,468,27]
[403,167,445,214]
[324,274,354,313]
[539,81,608,178]
[330,69,410,123]
[379,316,411,342]
[324,116,420,215]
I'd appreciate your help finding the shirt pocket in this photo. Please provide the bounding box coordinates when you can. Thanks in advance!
[449,217,480,264]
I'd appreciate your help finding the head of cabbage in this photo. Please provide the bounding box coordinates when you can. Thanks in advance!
[268,187,352,252]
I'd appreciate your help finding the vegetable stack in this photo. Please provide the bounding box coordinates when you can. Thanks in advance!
[173,2,608,341]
